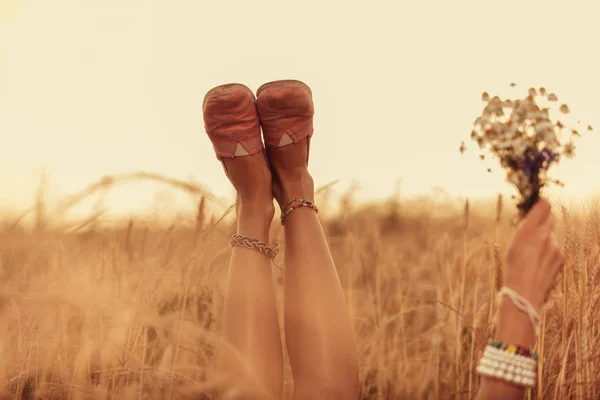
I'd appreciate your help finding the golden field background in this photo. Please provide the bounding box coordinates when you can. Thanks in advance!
[1,175,599,399]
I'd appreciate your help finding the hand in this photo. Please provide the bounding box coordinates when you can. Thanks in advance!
[503,198,564,311]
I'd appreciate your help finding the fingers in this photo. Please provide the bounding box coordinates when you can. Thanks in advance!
[539,212,557,236]
[523,198,552,228]
[542,233,564,280]
[538,216,558,257]
[519,203,555,244]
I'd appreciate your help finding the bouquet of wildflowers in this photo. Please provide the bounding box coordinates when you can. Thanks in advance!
[464,84,592,214]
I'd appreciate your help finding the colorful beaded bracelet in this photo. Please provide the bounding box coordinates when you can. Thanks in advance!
[488,340,539,361]
[280,198,319,225]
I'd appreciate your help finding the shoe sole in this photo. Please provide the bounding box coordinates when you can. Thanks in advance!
[256,79,312,98]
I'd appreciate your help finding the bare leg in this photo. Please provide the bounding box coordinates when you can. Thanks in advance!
[215,153,283,399]
[268,139,359,399]
[203,83,284,398]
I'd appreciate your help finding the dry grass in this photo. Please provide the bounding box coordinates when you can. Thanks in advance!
[1,174,600,399]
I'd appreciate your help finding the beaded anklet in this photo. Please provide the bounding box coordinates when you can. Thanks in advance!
[231,234,281,269]
[280,198,319,225]
[476,339,538,388]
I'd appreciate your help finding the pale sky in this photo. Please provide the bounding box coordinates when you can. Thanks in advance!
[1,0,599,217]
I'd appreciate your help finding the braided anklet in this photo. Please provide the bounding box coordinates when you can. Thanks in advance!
[280,198,319,225]
[231,234,281,268]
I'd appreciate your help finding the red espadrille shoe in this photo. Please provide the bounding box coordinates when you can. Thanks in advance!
[255,80,314,163]
[202,83,264,160]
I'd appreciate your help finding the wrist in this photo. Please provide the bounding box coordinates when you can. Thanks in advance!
[503,282,544,311]
[495,299,536,348]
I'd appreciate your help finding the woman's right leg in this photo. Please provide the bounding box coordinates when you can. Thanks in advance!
[275,148,359,400]
[203,84,283,399]
[257,81,359,399]
[217,163,282,398]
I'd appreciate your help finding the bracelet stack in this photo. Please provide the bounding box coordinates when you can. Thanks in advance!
[476,340,538,388]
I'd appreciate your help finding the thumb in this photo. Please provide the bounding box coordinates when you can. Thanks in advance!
[522,198,551,229]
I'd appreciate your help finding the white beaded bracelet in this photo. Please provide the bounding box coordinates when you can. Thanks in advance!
[476,344,537,388]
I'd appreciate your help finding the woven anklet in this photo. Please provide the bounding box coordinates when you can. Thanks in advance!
[280,198,318,225]
[231,234,281,269]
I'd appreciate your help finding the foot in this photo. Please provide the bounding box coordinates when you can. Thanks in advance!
[228,153,275,222]
[255,80,315,209]
[267,137,315,208]
[202,84,274,221]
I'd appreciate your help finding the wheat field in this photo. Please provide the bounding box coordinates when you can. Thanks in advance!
[1,175,599,399]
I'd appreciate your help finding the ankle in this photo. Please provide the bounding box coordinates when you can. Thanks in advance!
[237,199,274,235]
[274,169,314,206]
